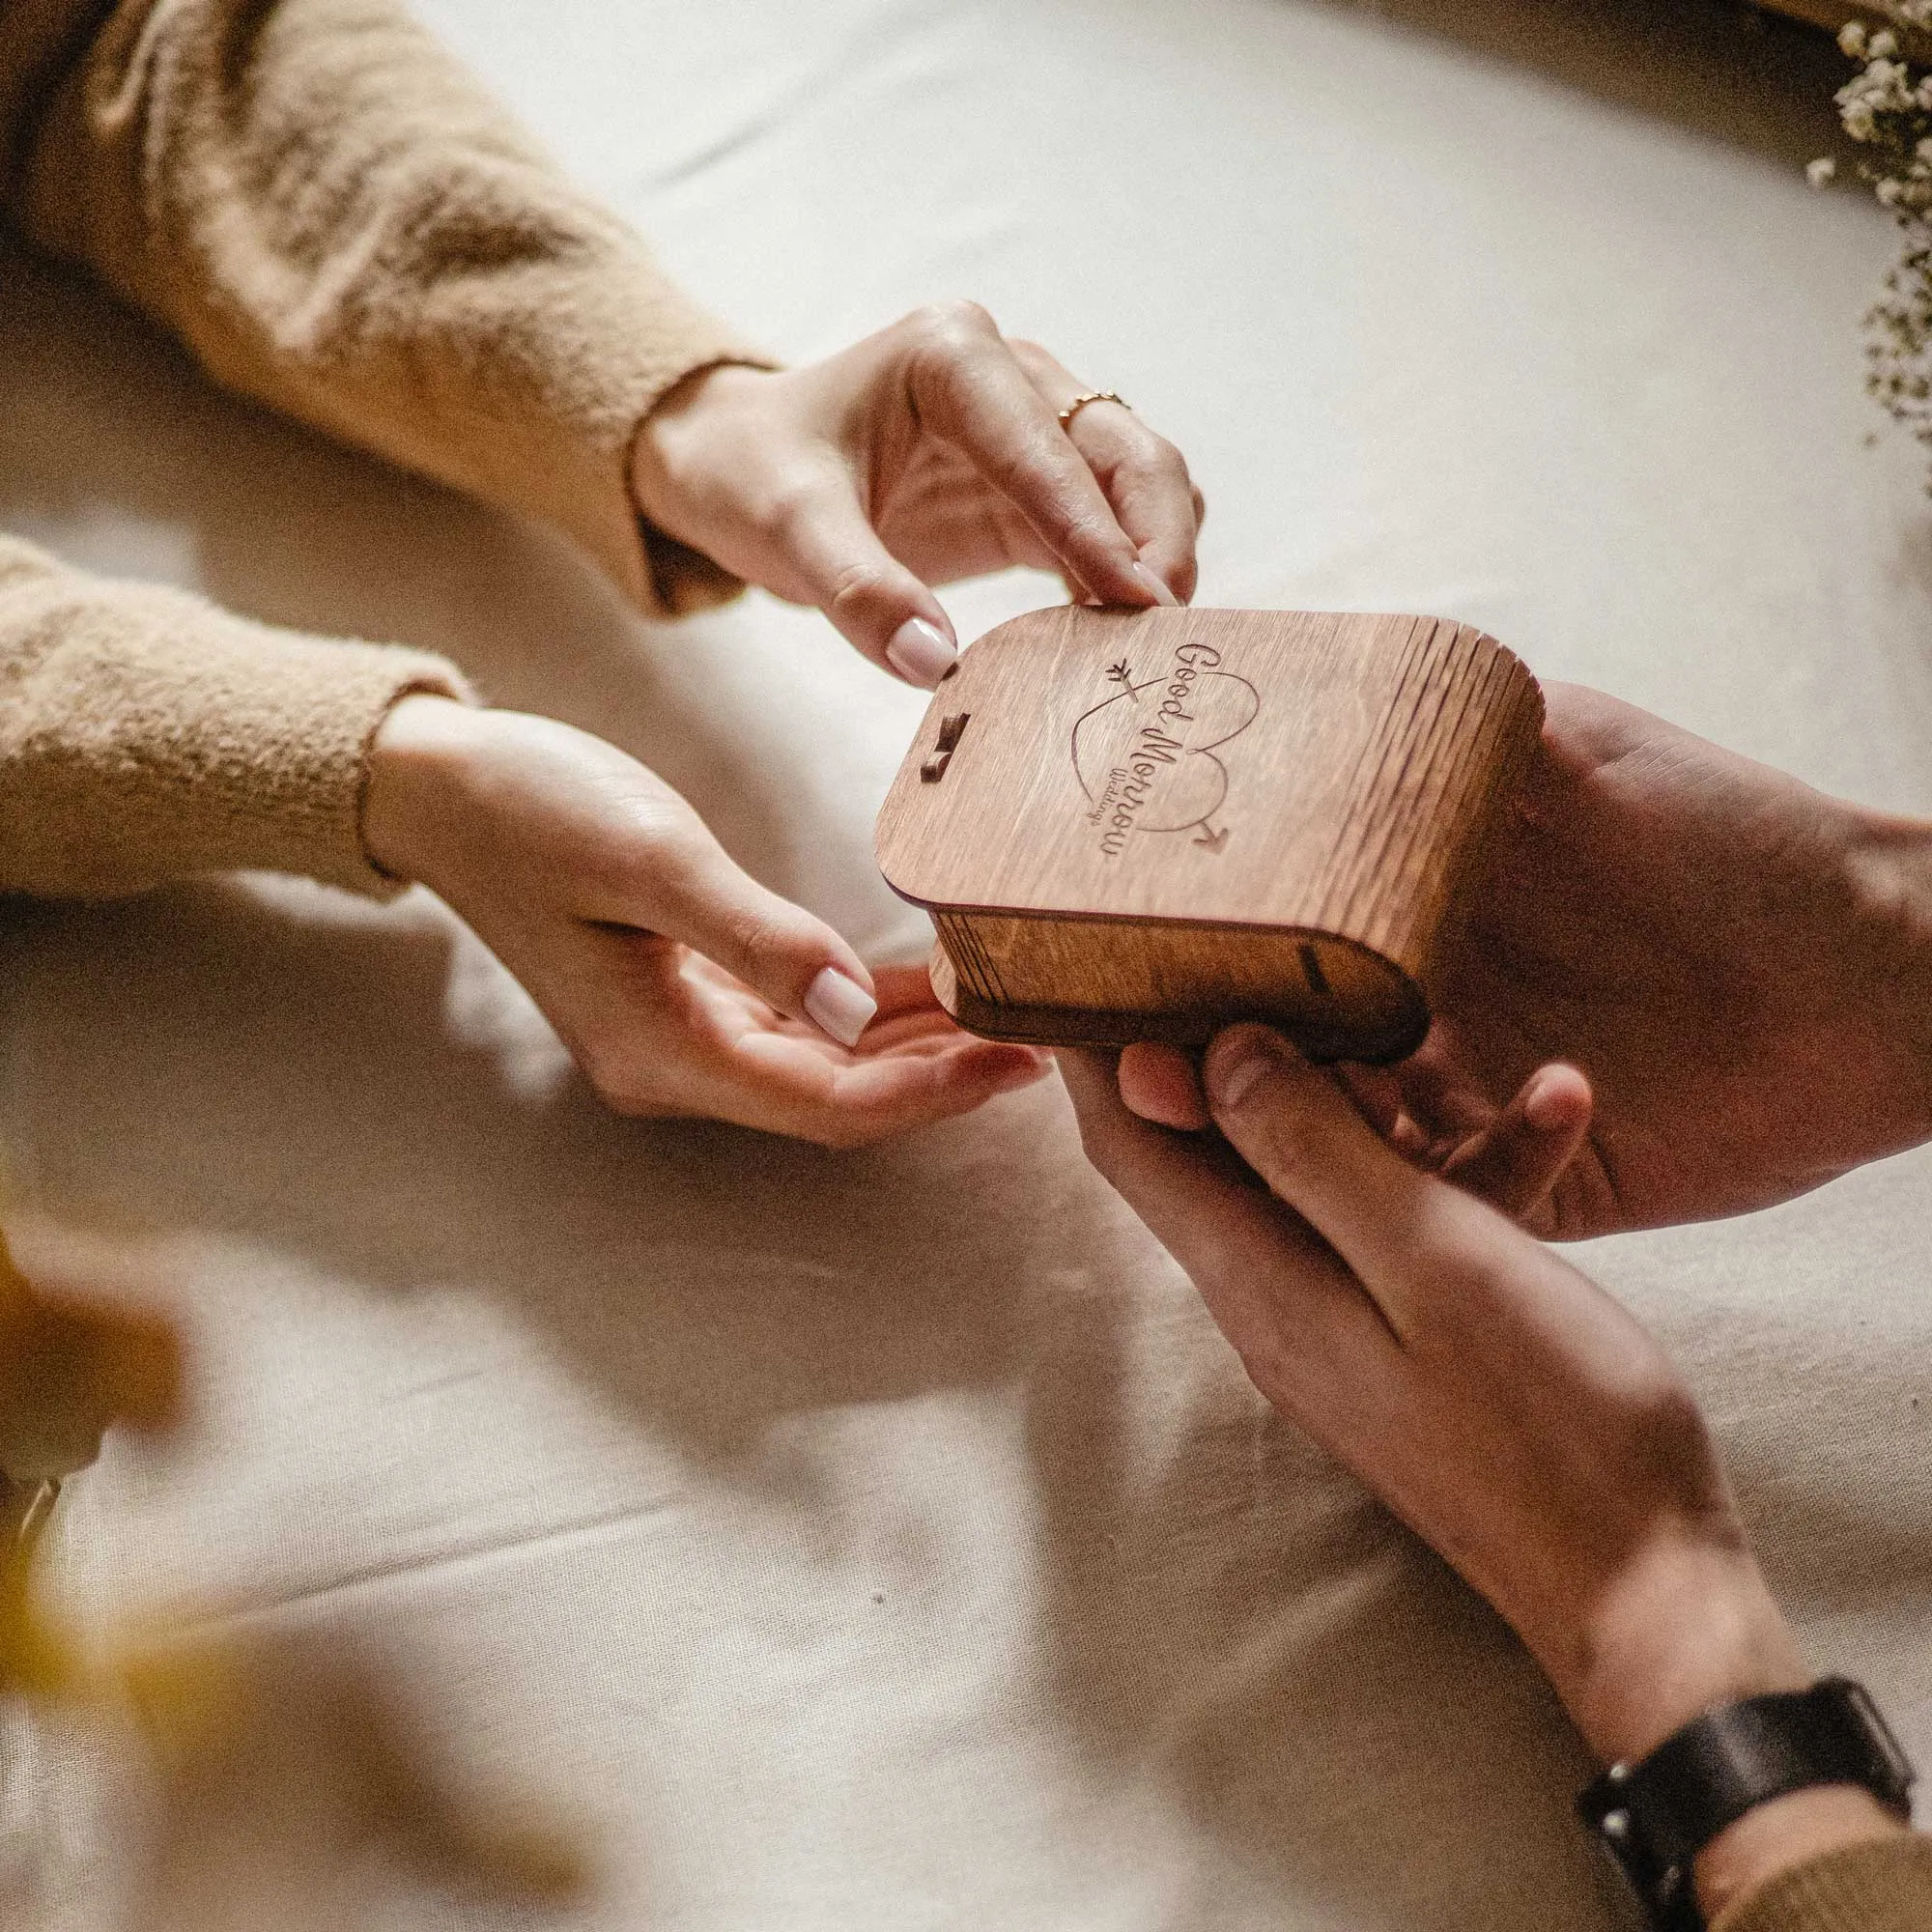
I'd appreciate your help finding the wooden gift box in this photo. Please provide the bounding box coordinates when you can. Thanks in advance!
[875,607,1543,1062]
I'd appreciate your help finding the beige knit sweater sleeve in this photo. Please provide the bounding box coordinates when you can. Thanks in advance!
[1713,1832,1932,1932]
[0,0,764,897]
[0,534,474,896]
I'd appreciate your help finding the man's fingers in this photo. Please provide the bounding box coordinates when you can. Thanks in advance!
[1439,1065,1594,1236]
[1061,1050,1387,1376]
[1333,1063,1406,1145]
[621,826,879,1048]
[1114,1035,1588,1242]
[1065,1049,1323,1280]
[1202,1025,1530,1329]
[903,304,1170,611]
[1117,1041,1210,1128]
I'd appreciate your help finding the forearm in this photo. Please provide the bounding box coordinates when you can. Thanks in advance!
[1546,1547,1916,1926]
[3,0,766,613]
[0,535,471,897]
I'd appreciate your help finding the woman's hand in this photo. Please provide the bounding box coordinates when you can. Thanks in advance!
[364,696,1047,1143]
[1064,1027,1906,1916]
[630,304,1204,687]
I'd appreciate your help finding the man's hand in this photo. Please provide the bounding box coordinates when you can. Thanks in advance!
[1065,1030,1801,1766]
[364,696,1047,1145]
[1122,682,1932,1236]
[1064,1028,1908,1918]
[1420,682,1932,1233]
[630,305,1204,687]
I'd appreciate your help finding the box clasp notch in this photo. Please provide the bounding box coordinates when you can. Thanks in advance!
[921,711,972,782]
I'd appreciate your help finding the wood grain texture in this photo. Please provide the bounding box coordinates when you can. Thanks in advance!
[1750,0,1836,30]
[876,607,1543,1059]
[1756,0,1886,38]
[1746,0,1929,59]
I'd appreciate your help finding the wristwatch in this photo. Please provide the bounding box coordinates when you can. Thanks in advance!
[1577,1678,1917,1931]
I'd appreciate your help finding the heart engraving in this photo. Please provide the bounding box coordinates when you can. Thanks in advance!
[1072,651,1260,853]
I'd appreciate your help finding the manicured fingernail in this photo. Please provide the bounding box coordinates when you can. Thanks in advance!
[1131,560,1180,609]
[1208,1031,1279,1109]
[884,617,957,689]
[804,966,877,1048]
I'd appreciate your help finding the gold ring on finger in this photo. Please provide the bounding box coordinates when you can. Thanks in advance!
[1057,390,1130,431]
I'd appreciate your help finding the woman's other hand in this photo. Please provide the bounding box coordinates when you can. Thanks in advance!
[629,305,1204,688]
[364,696,1047,1143]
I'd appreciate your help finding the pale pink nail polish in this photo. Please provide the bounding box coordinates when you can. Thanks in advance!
[885,617,958,689]
[804,966,877,1047]
[1131,560,1180,609]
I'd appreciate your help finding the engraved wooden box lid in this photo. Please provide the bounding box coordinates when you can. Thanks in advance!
[875,606,1543,1062]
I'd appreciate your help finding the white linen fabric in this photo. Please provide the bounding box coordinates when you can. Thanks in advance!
[2,0,1928,1926]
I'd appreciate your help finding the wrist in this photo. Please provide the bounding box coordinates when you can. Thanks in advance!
[362,693,489,885]
[1556,1546,1912,1924]
[628,360,773,545]
[1555,1541,1806,1768]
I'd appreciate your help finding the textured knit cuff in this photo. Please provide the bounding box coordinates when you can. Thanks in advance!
[0,540,474,900]
[1711,1833,1932,1932]
[353,234,779,618]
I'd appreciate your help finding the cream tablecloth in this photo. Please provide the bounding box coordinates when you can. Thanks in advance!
[2,0,1928,1925]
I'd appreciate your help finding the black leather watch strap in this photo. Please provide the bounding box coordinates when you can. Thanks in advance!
[1577,1678,1916,1931]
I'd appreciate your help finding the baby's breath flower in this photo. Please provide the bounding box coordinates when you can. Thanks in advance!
[1809,156,1838,186]
[1827,8,1932,490]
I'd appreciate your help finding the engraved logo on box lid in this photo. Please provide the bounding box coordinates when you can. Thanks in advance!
[1072,640,1259,856]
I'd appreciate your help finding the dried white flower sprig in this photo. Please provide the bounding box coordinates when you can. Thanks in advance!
[1818,11,1932,472]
